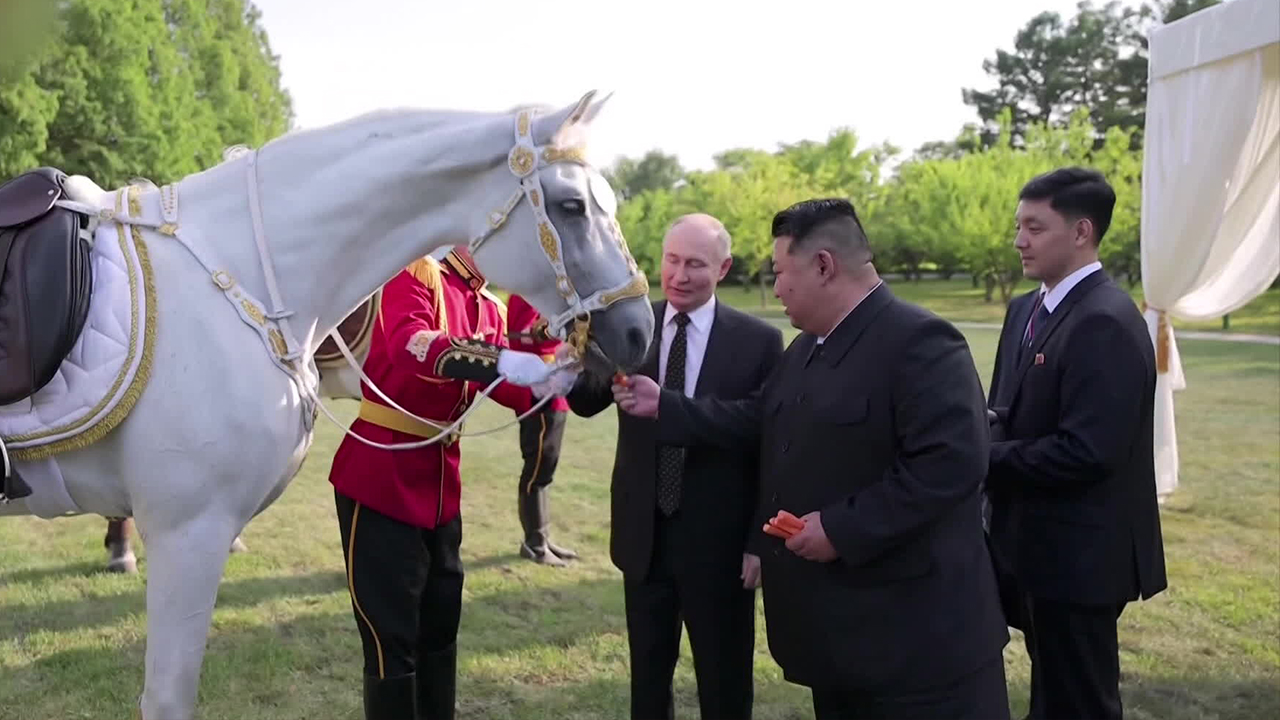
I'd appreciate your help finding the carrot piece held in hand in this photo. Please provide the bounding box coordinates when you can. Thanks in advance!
[763,522,792,539]
[775,510,806,534]
[613,372,630,388]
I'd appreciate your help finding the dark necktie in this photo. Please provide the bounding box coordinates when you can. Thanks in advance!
[656,312,690,516]
[1019,292,1050,363]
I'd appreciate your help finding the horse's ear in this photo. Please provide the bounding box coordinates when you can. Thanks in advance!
[535,90,607,147]
[578,91,613,126]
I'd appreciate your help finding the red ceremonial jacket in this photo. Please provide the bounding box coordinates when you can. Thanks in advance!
[328,251,536,528]
[505,294,570,413]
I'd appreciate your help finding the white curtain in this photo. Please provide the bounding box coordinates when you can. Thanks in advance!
[1140,0,1280,500]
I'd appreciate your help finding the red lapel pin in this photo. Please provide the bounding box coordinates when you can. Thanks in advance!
[1034,353,1045,365]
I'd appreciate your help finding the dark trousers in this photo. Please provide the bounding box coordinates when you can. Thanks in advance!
[518,408,566,494]
[1021,595,1126,720]
[810,656,1010,720]
[335,490,463,718]
[624,511,755,720]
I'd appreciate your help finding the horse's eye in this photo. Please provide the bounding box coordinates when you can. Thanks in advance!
[560,199,586,215]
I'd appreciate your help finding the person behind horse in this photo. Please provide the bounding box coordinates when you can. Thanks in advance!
[506,293,578,566]
[327,247,578,720]
[568,213,783,719]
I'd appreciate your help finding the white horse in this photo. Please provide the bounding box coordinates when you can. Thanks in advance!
[0,90,653,720]
[100,295,377,573]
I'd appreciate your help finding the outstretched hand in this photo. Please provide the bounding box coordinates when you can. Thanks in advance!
[612,373,659,418]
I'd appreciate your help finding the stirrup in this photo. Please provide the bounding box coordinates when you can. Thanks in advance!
[0,438,32,503]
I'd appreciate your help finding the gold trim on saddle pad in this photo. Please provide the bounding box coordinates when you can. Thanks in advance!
[357,399,458,445]
[7,203,158,461]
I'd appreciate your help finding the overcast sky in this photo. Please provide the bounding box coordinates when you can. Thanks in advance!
[250,0,1140,169]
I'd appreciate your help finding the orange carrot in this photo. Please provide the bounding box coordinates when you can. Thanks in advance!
[763,522,792,539]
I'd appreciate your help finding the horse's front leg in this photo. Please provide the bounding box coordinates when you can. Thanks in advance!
[136,513,241,720]
[104,517,138,573]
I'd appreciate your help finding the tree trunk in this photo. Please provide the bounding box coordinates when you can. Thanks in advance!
[983,273,997,302]
[758,263,769,309]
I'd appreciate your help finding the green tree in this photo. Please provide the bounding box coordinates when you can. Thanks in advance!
[961,0,1220,149]
[603,150,685,202]
[0,0,293,188]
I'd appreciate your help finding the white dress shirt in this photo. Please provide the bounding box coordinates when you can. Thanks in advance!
[658,295,716,398]
[1041,261,1102,313]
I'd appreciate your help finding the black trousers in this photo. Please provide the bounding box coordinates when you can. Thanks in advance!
[518,408,566,493]
[1021,595,1126,720]
[624,511,755,720]
[335,489,464,680]
[810,655,1010,720]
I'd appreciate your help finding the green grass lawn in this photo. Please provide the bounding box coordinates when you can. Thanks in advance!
[707,278,1280,336]
[1,330,1277,719]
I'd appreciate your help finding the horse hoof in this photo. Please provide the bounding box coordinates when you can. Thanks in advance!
[106,553,138,574]
[230,537,248,553]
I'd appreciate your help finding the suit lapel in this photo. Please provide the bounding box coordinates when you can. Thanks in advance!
[693,300,730,397]
[641,300,664,381]
[817,282,894,367]
[1007,270,1110,405]
[995,292,1037,406]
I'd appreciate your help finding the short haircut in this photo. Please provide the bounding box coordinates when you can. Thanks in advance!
[667,213,732,259]
[1018,167,1116,244]
[771,198,871,264]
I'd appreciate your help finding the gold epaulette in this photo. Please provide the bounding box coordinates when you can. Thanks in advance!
[404,256,448,334]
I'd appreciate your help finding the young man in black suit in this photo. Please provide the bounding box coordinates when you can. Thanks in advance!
[614,199,1011,720]
[567,213,783,720]
[986,167,1168,719]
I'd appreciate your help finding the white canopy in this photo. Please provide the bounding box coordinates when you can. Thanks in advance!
[1140,0,1280,500]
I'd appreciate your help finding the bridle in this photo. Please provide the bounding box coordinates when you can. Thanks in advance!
[466,106,648,361]
[313,106,650,451]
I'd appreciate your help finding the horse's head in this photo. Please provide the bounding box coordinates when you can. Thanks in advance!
[465,91,654,375]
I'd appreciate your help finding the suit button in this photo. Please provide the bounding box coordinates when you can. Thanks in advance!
[796,393,805,404]
[771,493,779,503]
[782,441,790,453]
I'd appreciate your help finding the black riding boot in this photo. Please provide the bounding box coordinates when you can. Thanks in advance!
[518,487,577,565]
[363,673,416,720]
[416,643,457,720]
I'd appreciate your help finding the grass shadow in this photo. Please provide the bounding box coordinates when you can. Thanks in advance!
[0,570,345,642]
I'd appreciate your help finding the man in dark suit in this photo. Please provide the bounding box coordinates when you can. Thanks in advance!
[615,199,1011,719]
[568,213,782,720]
[986,167,1167,720]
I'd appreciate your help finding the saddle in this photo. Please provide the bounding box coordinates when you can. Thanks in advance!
[0,167,95,501]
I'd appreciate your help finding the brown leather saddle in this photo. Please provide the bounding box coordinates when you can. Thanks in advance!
[0,167,95,501]
[315,293,378,373]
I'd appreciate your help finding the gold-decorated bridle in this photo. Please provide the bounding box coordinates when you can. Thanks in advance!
[467,107,648,360]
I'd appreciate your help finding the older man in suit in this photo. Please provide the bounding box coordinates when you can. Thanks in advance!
[986,167,1167,720]
[616,198,1011,719]
[568,213,783,720]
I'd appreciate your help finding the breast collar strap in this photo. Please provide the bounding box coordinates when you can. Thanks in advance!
[467,108,648,358]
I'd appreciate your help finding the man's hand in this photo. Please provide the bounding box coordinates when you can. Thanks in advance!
[612,373,660,418]
[784,511,838,562]
[497,349,556,386]
[741,553,761,589]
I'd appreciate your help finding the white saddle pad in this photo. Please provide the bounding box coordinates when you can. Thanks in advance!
[1,191,156,463]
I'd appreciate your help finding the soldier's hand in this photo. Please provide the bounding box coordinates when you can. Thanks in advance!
[497,350,555,386]
[532,365,580,399]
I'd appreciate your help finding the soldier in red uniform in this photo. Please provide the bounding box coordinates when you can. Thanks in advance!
[328,248,578,720]
[506,294,578,566]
